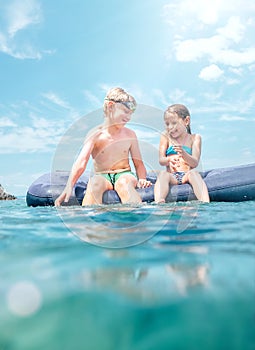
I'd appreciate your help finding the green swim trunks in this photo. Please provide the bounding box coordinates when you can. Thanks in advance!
[100,170,137,189]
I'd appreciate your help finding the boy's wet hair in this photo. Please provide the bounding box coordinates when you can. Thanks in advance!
[164,104,191,134]
[103,87,136,113]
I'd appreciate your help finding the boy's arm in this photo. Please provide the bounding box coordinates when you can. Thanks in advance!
[55,132,96,206]
[130,132,151,188]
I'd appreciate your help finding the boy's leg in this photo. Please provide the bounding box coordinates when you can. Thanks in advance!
[154,171,176,203]
[82,175,113,205]
[184,170,210,203]
[114,174,141,204]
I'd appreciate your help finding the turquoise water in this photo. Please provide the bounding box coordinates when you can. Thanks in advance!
[0,199,255,350]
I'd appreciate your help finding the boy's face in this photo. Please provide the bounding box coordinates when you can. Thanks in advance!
[110,102,134,126]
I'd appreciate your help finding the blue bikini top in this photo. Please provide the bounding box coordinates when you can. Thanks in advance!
[166,145,192,156]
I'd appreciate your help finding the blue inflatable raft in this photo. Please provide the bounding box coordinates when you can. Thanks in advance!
[26,163,255,206]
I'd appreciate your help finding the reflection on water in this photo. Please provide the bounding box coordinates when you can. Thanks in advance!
[56,202,201,248]
[78,258,210,301]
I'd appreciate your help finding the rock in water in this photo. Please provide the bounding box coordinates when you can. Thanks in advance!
[0,184,16,200]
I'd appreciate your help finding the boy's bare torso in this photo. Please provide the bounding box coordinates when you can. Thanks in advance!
[92,126,134,173]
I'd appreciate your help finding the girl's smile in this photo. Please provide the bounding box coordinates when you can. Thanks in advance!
[165,113,187,139]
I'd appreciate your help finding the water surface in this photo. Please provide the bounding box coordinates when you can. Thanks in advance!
[0,199,254,349]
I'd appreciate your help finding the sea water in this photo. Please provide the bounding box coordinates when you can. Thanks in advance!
[0,198,255,350]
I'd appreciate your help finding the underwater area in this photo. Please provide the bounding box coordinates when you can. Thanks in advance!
[0,199,255,350]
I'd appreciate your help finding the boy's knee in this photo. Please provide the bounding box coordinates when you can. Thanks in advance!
[116,177,129,188]
[115,176,135,191]
[90,176,108,192]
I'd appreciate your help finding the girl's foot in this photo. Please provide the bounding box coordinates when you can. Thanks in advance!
[156,199,166,204]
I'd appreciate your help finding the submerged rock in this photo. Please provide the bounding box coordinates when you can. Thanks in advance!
[0,184,16,200]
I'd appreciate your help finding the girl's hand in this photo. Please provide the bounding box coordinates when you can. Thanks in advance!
[169,156,180,172]
[173,144,183,156]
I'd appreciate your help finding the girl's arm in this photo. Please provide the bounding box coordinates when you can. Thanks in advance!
[158,134,171,166]
[180,134,202,168]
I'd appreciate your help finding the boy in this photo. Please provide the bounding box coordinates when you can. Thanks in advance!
[55,87,151,206]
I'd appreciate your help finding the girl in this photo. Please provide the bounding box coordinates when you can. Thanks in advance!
[154,104,210,203]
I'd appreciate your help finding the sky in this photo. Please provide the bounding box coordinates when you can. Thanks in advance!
[0,0,255,196]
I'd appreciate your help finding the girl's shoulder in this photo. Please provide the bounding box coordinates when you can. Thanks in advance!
[160,131,171,145]
[190,134,202,150]
[190,133,201,142]
[161,130,168,137]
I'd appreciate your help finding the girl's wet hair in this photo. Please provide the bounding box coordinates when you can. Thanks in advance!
[164,104,191,134]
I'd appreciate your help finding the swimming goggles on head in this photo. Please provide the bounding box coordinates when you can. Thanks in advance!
[105,98,136,112]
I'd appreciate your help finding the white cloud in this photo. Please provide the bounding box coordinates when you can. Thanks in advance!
[225,78,239,85]
[6,0,42,37]
[41,92,71,110]
[214,48,255,67]
[216,16,244,43]
[0,119,65,153]
[199,64,224,81]
[0,117,17,127]
[30,114,63,129]
[0,0,46,59]
[41,92,82,121]
[168,88,186,101]
[163,0,255,28]
[0,101,73,154]
[191,0,222,24]
[164,1,255,73]
[220,115,247,121]
[98,83,114,95]
[229,67,243,76]
[174,17,252,67]
[168,89,195,106]
[196,89,255,116]
[152,89,169,107]
[174,36,218,62]
[248,64,255,72]
[83,90,102,108]
[162,0,222,27]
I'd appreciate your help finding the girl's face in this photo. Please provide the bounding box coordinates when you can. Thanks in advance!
[164,112,188,138]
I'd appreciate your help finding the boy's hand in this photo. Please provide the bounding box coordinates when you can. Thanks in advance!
[54,187,72,206]
[137,179,152,188]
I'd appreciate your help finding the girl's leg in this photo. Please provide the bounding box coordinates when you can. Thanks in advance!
[154,171,177,203]
[184,170,210,203]
[114,174,141,204]
[82,175,112,205]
